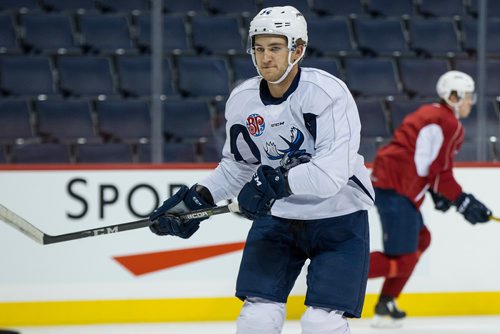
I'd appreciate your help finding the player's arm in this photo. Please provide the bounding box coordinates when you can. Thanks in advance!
[150,95,258,237]
[421,123,491,224]
[285,83,360,198]
[149,152,257,238]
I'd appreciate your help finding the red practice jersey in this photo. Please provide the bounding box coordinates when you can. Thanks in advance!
[371,103,463,208]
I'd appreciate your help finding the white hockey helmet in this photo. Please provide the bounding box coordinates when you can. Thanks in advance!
[247,6,308,84]
[436,70,476,105]
[248,6,308,52]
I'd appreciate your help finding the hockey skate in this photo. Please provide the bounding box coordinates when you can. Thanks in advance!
[370,296,406,328]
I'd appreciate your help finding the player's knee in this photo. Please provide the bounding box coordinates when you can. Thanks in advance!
[388,253,418,278]
[236,297,286,334]
[300,306,350,334]
[418,226,431,254]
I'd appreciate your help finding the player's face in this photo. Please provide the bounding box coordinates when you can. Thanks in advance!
[457,92,475,119]
[253,35,290,82]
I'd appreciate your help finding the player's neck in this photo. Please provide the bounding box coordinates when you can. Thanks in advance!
[267,66,299,98]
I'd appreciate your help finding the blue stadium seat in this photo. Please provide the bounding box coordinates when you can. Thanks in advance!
[261,0,315,17]
[58,56,115,97]
[116,55,177,97]
[205,0,257,16]
[365,0,415,18]
[460,101,500,140]
[137,14,192,54]
[79,14,136,54]
[310,0,365,17]
[0,0,39,13]
[454,59,500,97]
[191,15,245,55]
[399,58,450,98]
[468,0,500,18]
[35,99,100,143]
[0,99,37,144]
[201,141,223,162]
[11,143,70,164]
[163,0,206,15]
[301,57,341,78]
[462,19,500,56]
[344,58,400,97]
[306,17,358,56]
[138,142,198,163]
[0,14,20,54]
[40,0,97,14]
[177,56,231,98]
[75,143,133,163]
[0,56,55,97]
[417,0,465,18]
[21,13,80,54]
[163,99,214,142]
[455,139,495,162]
[354,18,413,57]
[95,99,150,143]
[359,137,379,163]
[98,0,149,15]
[231,55,257,86]
[356,98,391,139]
[0,145,7,163]
[164,142,198,162]
[212,98,227,142]
[408,18,463,57]
[455,140,478,161]
[387,98,435,130]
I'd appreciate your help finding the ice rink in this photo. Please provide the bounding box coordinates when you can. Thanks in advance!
[6,316,500,334]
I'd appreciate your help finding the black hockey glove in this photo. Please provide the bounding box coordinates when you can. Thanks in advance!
[237,165,289,220]
[149,185,215,238]
[454,192,491,225]
[237,152,312,220]
[429,190,452,212]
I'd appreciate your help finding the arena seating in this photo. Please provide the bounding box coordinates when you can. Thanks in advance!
[0,0,498,164]
[138,142,198,162]
[21,13,80,54]
[35,99,101,143]
[95,99,151,143]
[0,99,38,144]
[354,18,413,57]
[75,142,134,163]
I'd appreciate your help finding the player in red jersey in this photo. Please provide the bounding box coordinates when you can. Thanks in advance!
[368,70,492,327]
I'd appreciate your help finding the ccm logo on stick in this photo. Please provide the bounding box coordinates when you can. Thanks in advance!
[84,226,119,236]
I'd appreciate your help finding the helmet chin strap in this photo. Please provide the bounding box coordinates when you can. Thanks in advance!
[252,47,306,85]
[445,97,462,118]
[268,51,300,84]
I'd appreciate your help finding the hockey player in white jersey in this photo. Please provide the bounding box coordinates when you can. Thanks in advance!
[149,6,374,334]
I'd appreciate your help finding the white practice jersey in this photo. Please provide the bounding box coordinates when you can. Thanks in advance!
[200,67,374,220]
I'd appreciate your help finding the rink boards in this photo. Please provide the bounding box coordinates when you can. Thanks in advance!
[0,163,499,326]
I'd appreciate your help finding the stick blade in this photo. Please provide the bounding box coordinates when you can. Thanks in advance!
[0,203,45,244]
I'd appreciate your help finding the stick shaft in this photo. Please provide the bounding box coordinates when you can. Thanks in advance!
[0,202,240,245]
[490,215,500,222]
[176,201,239,220]
[42,219,152,244]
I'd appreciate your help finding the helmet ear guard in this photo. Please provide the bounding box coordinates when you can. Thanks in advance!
[247,6,308,84]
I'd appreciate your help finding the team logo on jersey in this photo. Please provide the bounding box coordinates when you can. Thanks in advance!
[265,127,305,160]
[246,113,265,137]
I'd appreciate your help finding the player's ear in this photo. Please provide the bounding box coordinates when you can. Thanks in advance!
[293,44,304,62]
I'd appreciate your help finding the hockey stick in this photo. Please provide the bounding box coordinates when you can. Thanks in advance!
[490,215,500,222]
[0,202,240,245]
